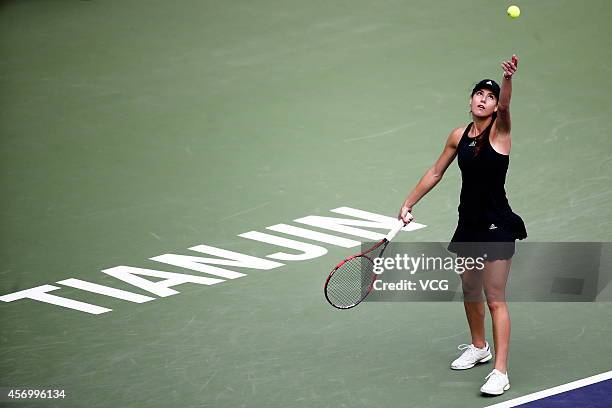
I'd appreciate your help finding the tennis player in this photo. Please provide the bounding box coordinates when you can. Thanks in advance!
[398,55,527,396]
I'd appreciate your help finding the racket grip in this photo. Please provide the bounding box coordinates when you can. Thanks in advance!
[385,218,408,242]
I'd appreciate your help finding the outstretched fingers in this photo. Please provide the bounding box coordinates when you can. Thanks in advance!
[501,55,519,78]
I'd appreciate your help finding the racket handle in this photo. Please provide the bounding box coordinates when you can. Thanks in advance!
[385,218,408,242]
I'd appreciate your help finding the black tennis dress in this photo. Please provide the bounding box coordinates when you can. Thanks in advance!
[447,121,527,260]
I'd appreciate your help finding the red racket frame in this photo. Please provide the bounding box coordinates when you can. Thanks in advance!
[324,239,387,309]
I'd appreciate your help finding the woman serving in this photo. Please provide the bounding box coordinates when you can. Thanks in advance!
[398,55,527,396]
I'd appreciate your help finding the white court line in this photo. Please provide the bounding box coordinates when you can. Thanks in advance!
[484,370,612,408]
[217,201,271,222]
[343,122,417,142]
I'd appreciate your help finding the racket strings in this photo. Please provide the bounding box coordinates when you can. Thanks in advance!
[326,255,375,308]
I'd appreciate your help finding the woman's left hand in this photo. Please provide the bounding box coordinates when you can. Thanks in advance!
[501,55,519,79]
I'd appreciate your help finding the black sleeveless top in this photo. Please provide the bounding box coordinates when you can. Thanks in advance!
[456,122,527,239]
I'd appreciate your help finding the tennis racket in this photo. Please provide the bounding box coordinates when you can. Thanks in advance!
[324,217,410,309]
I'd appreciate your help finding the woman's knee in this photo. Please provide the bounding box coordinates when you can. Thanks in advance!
[484,284,507,303]
[462,275,484,299]
[486,299,507,312]
[462,283,484,301]
[461,268,484,300]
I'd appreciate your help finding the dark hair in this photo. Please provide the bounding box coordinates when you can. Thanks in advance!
[473,111,497,156]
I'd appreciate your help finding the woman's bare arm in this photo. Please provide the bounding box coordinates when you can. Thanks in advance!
[496,55,518,136]
[398,127,463,222]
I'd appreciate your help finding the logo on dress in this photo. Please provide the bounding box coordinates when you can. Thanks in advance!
[489,224,498,230]
[469,140,476,147]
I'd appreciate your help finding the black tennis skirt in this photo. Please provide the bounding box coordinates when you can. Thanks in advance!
[447,215,527,261]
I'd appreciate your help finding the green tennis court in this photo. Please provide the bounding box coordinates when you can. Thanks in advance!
[1,1,611,407]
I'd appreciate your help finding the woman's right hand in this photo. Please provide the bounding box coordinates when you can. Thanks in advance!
[398,202,414,224]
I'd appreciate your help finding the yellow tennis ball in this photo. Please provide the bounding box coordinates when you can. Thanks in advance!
[507,5,521,18]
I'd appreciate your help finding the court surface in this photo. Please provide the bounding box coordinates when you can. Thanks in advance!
[1,1,611,407]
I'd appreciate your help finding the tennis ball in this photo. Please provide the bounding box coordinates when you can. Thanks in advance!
[507,5,521,18]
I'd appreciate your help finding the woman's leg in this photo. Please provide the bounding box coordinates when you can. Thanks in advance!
[483,259,512,373]
[461,265,486,348]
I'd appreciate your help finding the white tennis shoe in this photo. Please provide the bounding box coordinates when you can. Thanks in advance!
[450,342,492,370]
[480,369,510,395]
